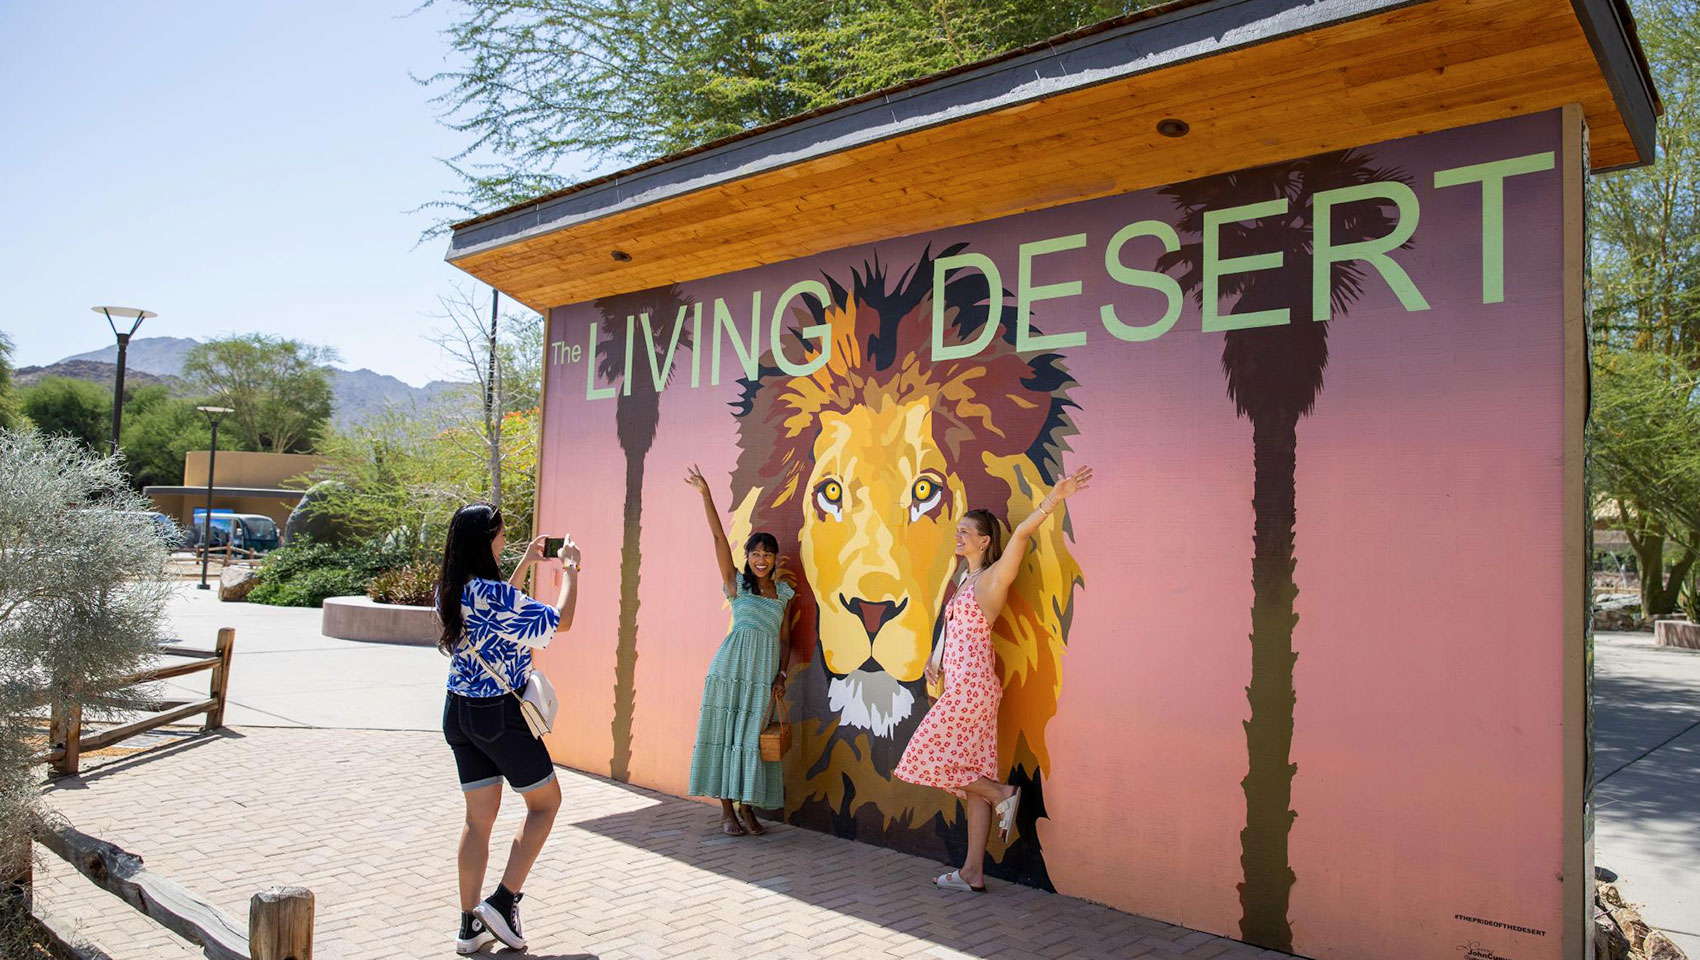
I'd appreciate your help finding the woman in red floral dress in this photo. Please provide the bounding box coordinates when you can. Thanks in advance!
[894,465,1093,892]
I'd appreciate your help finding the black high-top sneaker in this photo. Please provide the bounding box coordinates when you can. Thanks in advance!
[456,910,494,955]
[474,888,526,950]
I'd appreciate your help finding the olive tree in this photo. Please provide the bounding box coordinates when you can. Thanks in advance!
[0,429,172,922]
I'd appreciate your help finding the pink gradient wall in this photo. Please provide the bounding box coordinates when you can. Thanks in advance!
[529,111,1576,960]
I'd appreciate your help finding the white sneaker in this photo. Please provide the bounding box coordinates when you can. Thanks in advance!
[456,912,495,955]
[474,892,526,951]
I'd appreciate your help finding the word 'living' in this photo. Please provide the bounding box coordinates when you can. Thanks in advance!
[551,152,1554,401]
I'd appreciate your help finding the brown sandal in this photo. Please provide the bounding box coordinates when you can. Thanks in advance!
[720,816,747,837]
[738,804,766,836]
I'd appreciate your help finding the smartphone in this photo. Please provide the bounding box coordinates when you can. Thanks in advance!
[543,536,564,559]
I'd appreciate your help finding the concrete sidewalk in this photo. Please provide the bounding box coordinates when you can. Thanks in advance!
[33,727,1261,960]
[1593,631,1700,956]
[153,583,445,730]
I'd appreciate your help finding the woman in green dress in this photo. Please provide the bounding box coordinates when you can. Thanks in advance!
[685,464,794,836]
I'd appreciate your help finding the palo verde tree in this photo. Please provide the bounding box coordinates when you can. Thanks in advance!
[420,0,1147,227]
[182,334,337,454]
[1589,0,1700,615]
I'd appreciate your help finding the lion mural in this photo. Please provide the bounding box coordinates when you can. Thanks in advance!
[725,246,1083,887]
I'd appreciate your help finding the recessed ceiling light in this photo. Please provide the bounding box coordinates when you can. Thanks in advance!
[1156,118,1189,138]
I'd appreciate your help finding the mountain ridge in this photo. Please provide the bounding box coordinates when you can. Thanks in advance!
[36,337,468,429]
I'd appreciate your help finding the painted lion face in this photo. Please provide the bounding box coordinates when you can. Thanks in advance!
[801,398,962,731]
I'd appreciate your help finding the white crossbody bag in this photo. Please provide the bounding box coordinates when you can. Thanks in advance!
[463,642,558,738]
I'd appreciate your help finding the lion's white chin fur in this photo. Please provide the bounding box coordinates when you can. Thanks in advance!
[827,670,916,739]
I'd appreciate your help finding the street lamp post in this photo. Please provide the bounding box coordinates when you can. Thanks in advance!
[92,306,157,455]
[195,406,234,591]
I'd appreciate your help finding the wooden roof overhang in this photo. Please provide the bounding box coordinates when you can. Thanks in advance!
[445,0,1660,312]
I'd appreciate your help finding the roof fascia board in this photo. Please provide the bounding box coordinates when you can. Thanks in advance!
[445,0,1422,263]
[1567,0,1659,162]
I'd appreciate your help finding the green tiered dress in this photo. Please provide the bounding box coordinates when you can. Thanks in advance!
[687,578,793,808]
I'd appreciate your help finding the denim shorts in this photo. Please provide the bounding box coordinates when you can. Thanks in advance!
[443,692,557,793]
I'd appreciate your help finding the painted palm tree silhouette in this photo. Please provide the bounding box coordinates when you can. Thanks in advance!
[1158,150,1411,950]
[595,286,691,782]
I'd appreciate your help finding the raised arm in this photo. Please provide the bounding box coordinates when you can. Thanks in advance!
[554,536,581,631]
[510,536,547,595]
[686,464,739,596]
[983,465,1094,602]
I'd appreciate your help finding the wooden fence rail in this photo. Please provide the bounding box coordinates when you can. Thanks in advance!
[32,822,313,960]
[46,628,235,775]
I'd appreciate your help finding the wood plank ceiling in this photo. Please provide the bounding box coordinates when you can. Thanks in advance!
[448,0,1645,313]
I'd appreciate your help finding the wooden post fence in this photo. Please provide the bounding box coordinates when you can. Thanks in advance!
[35,823,313,960]
[48,629,236,775]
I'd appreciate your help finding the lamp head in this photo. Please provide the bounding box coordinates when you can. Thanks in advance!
[91,305,156,337]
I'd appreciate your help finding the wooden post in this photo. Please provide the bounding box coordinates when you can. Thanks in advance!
[1,850,30,914]
[50,695,82,775]
[249,886,313,960]
[205,628,235,730]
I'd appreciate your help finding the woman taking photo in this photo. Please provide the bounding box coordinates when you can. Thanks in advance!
[894,465,1093,892]
[685,464,793,836]
[438,503,581,954]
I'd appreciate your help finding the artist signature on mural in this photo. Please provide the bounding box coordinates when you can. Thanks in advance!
[1456,941,1517,960]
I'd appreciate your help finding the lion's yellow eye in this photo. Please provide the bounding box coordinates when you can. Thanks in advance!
[814,479,844,521]
[909,476,944,521]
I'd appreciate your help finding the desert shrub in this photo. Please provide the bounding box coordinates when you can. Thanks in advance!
[0,429,171,920]
[367,561,440,607]
[247,538,411,608]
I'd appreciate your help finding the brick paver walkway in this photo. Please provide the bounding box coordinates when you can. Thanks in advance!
[34,727,1274,960]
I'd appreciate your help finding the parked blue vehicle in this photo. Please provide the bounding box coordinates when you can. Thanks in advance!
[191,510,281,554]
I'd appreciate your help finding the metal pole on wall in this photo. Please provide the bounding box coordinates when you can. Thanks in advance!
[195,406,233,590]
[92,306,157,455]
[486,288,502,509]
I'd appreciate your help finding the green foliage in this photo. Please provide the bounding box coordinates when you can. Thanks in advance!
[182,334,337,454]
[20,376,109,448]
[248,539,413,608]
[1589,0,1698,357]
[0,332,19,431]
[117,386,214,490]
[421,0,1147,224]
[0,429,172,885]
[367,560,441,607]
[1592,348,1700,614]
[1588,0,1700,616]
[17,378,231,490]
[1593,349,1700,536]
[304,403,540,567]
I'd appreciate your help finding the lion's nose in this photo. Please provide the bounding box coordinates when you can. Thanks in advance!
[841,595,909,641]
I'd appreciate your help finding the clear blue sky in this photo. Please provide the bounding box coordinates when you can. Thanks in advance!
[0,2,581,386]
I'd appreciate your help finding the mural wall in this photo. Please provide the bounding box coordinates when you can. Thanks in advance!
[531,110,1579,960]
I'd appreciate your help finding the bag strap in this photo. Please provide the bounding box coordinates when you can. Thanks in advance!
[460,638,527,707]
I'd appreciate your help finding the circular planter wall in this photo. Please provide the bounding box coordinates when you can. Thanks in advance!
[1654,619,1700,651]
[322,596,438,646]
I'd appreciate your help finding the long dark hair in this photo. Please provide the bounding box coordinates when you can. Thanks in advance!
[963,508,1004,570]
[741,531,779,593]
[437,503,505,654]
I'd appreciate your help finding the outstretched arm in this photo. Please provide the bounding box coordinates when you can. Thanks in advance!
[984,465,1094,600]
[686,464,739,596]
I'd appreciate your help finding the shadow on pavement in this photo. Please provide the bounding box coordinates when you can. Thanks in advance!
[40,728,247,792]
[566,773,1210,960]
